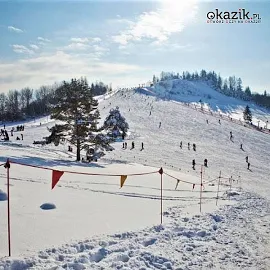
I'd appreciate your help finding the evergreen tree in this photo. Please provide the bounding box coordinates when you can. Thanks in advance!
[194,71,199,80]
[244,86,251,97]
[228,76,236,96]
[182,71,186,80]
[103,106,129,137]
[243,105,252,123]
[223,79,229,95]
[200,69,207,80]
[236,78,243,98]
[217,74,222,91]
[48,78,113,161]
[153,75,157,84]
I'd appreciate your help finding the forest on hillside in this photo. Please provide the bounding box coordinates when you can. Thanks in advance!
[0,80,112,122]
[152,70,270,109]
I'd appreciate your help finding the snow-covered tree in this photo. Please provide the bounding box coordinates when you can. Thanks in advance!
[243,105,252,123]
[48,78,113,161]
[103,106,129,137]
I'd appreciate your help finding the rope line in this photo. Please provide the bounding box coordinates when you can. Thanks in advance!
[164,172,197,185]
[9,160,159,177]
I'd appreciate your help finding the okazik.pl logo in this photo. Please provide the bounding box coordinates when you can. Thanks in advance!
[206,8,261,24]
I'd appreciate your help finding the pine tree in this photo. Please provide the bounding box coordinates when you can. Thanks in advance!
[222,79,229,95]
[153,75,157,84]
[236,78,243,98]
[244,86,251,97]
[48,78,113,161]
[103,106,129,137]
[217,74,222,91]
[243,105,252,123]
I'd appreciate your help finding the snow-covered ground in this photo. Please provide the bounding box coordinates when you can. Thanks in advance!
[0,80,270,269]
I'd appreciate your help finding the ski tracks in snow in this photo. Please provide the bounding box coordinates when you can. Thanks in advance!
[1,192,269,270]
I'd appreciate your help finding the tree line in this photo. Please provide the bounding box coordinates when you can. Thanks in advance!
[152,70,270,109]
[0,81,112,122]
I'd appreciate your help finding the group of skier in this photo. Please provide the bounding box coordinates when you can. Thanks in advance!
[192,158,208,170]
[122,141,144,151]
[180,141,196,151]
[229,131,251,170]
[0,125,24,141]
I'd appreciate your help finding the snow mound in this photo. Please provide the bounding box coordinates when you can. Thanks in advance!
[211,214,223,222]
[40,203,56,210]
[0,190,7,201]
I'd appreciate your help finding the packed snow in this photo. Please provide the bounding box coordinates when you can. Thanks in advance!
[0,79,270,269]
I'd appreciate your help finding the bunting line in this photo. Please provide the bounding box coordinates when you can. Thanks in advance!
[164,172,197,185]
[9,160,159,177]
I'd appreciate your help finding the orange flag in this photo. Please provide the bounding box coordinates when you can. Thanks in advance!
[52,170,64,189]
[120,175,127,188]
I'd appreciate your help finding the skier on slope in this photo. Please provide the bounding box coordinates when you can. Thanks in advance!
[230,131,233,141]
[192,159,196,170]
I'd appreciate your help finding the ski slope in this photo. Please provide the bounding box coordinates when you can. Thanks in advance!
[0,81,270,269]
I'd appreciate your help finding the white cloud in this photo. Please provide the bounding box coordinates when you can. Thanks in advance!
[11,45,34,55]
[65,42,90,51]
[70,37,102,43]
[91,37,101,43]
[70,37,89,43]
[37,37,51,42]
[0,51,143,92]
[63,42,109,58]
[8,26,24,33]
[112,0,198,46]
[29,44,39,50]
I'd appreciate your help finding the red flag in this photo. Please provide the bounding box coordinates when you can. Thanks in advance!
[52,170,64,189]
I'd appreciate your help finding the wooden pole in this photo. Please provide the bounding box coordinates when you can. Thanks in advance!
[160,172,163,224]
[158,168,163,224]
[6,159,11,256]
[229,176,232,200]
[200,165,203,212]
[216,171,221,206]
[239,175,242,191]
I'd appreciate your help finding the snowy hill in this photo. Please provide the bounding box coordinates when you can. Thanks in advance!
[0,86,270,269]
[142,79,270,128]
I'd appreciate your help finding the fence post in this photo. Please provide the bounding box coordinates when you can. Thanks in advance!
[200,165,203,212]
[5,159,11,256]
[159,168,163,224]
[216,171,221,206]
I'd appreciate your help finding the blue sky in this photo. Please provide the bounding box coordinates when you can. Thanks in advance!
[0,0,269,94]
